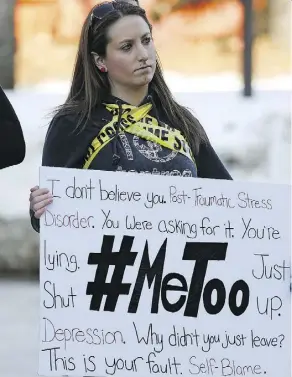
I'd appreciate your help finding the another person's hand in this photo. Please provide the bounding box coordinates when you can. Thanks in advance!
[29,186,53,219]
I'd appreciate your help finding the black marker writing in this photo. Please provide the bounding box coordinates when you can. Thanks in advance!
[43,281,77,309]
[144,192,166,209]
[201,333,221,352]
[44,210,94,229]
[251,330,285,348]
[192,187,235,208]
[126,215,153,231]
[102,209,119,230]
[42,317,125,350]
[237,191,272,210]
[44,240,78,273]
[99,180,141,202]
[132,322,163,353]
[256,295,282,319]
[241,218,280,240]
[65,176,95,200]
[104,356,143,375]
[200,217,220,236]
[86,235,137,311]
[158,218,197,239]
[189,356,217,375]
[146,352,182,375]
[41,347,75,372]
[224,220,235,238]
[47,179,61,198]
[87,236,249,317]
[221,332,247,349]
[220,358,262,376]
[169,185,189,204]
[83,355,96,373]
[252,254,289,281]
[168,326,200,348]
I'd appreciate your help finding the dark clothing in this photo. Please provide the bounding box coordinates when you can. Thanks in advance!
[0,86,25,170]
[31,95,231,232]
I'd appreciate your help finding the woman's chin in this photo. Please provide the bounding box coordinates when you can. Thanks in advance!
[134,73,154,87]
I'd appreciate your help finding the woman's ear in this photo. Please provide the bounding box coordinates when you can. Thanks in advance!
[91,52,108,72]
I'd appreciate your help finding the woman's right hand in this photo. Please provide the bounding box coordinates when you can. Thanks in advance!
[29,186,53,219]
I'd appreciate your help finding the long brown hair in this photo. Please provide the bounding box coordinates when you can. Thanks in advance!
[53,1,208,154]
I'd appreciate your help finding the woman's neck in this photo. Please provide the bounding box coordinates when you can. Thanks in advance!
[110,84,149,106]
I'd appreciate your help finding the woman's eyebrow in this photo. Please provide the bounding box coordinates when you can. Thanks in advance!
[118,32,151,45]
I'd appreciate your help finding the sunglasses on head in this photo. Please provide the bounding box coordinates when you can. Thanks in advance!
[89,0,141,28]
[90,1,116,28]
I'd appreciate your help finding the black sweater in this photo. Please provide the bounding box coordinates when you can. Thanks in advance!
[31,95,231,232]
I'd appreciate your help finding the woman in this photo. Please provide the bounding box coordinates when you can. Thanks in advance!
[29,0,231,232]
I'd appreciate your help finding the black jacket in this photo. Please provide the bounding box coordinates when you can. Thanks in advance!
[31,94,231,232]
[0,86,25,170]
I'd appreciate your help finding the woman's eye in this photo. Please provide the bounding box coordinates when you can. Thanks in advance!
[143,37,151,44]
[121,44,132,51]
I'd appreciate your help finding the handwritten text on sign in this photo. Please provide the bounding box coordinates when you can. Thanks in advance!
[39,167,291,377]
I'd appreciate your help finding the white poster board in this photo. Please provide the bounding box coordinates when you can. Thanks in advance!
[38,166,291,377]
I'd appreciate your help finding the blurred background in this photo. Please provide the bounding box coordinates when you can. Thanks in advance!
[0,1,291,376]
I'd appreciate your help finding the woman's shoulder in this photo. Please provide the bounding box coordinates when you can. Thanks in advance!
[47,105,106,136]
[47,111,81,136]
[42,111,93,168]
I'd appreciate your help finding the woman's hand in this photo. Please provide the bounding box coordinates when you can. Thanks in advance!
[29,185,53,219]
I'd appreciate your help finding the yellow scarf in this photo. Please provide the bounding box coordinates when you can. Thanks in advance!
[83,102,194,169]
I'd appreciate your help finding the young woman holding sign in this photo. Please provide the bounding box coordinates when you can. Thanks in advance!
[29,0,232,232]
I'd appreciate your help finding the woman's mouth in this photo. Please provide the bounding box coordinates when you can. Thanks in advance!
[135,65,152,72]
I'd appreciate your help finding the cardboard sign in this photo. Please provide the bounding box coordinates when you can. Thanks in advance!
[38,166,291,377]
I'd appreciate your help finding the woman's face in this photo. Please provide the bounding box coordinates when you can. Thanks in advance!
[102,15,156,91]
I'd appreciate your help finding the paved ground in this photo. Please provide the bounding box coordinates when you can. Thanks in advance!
[0,280,39,377]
